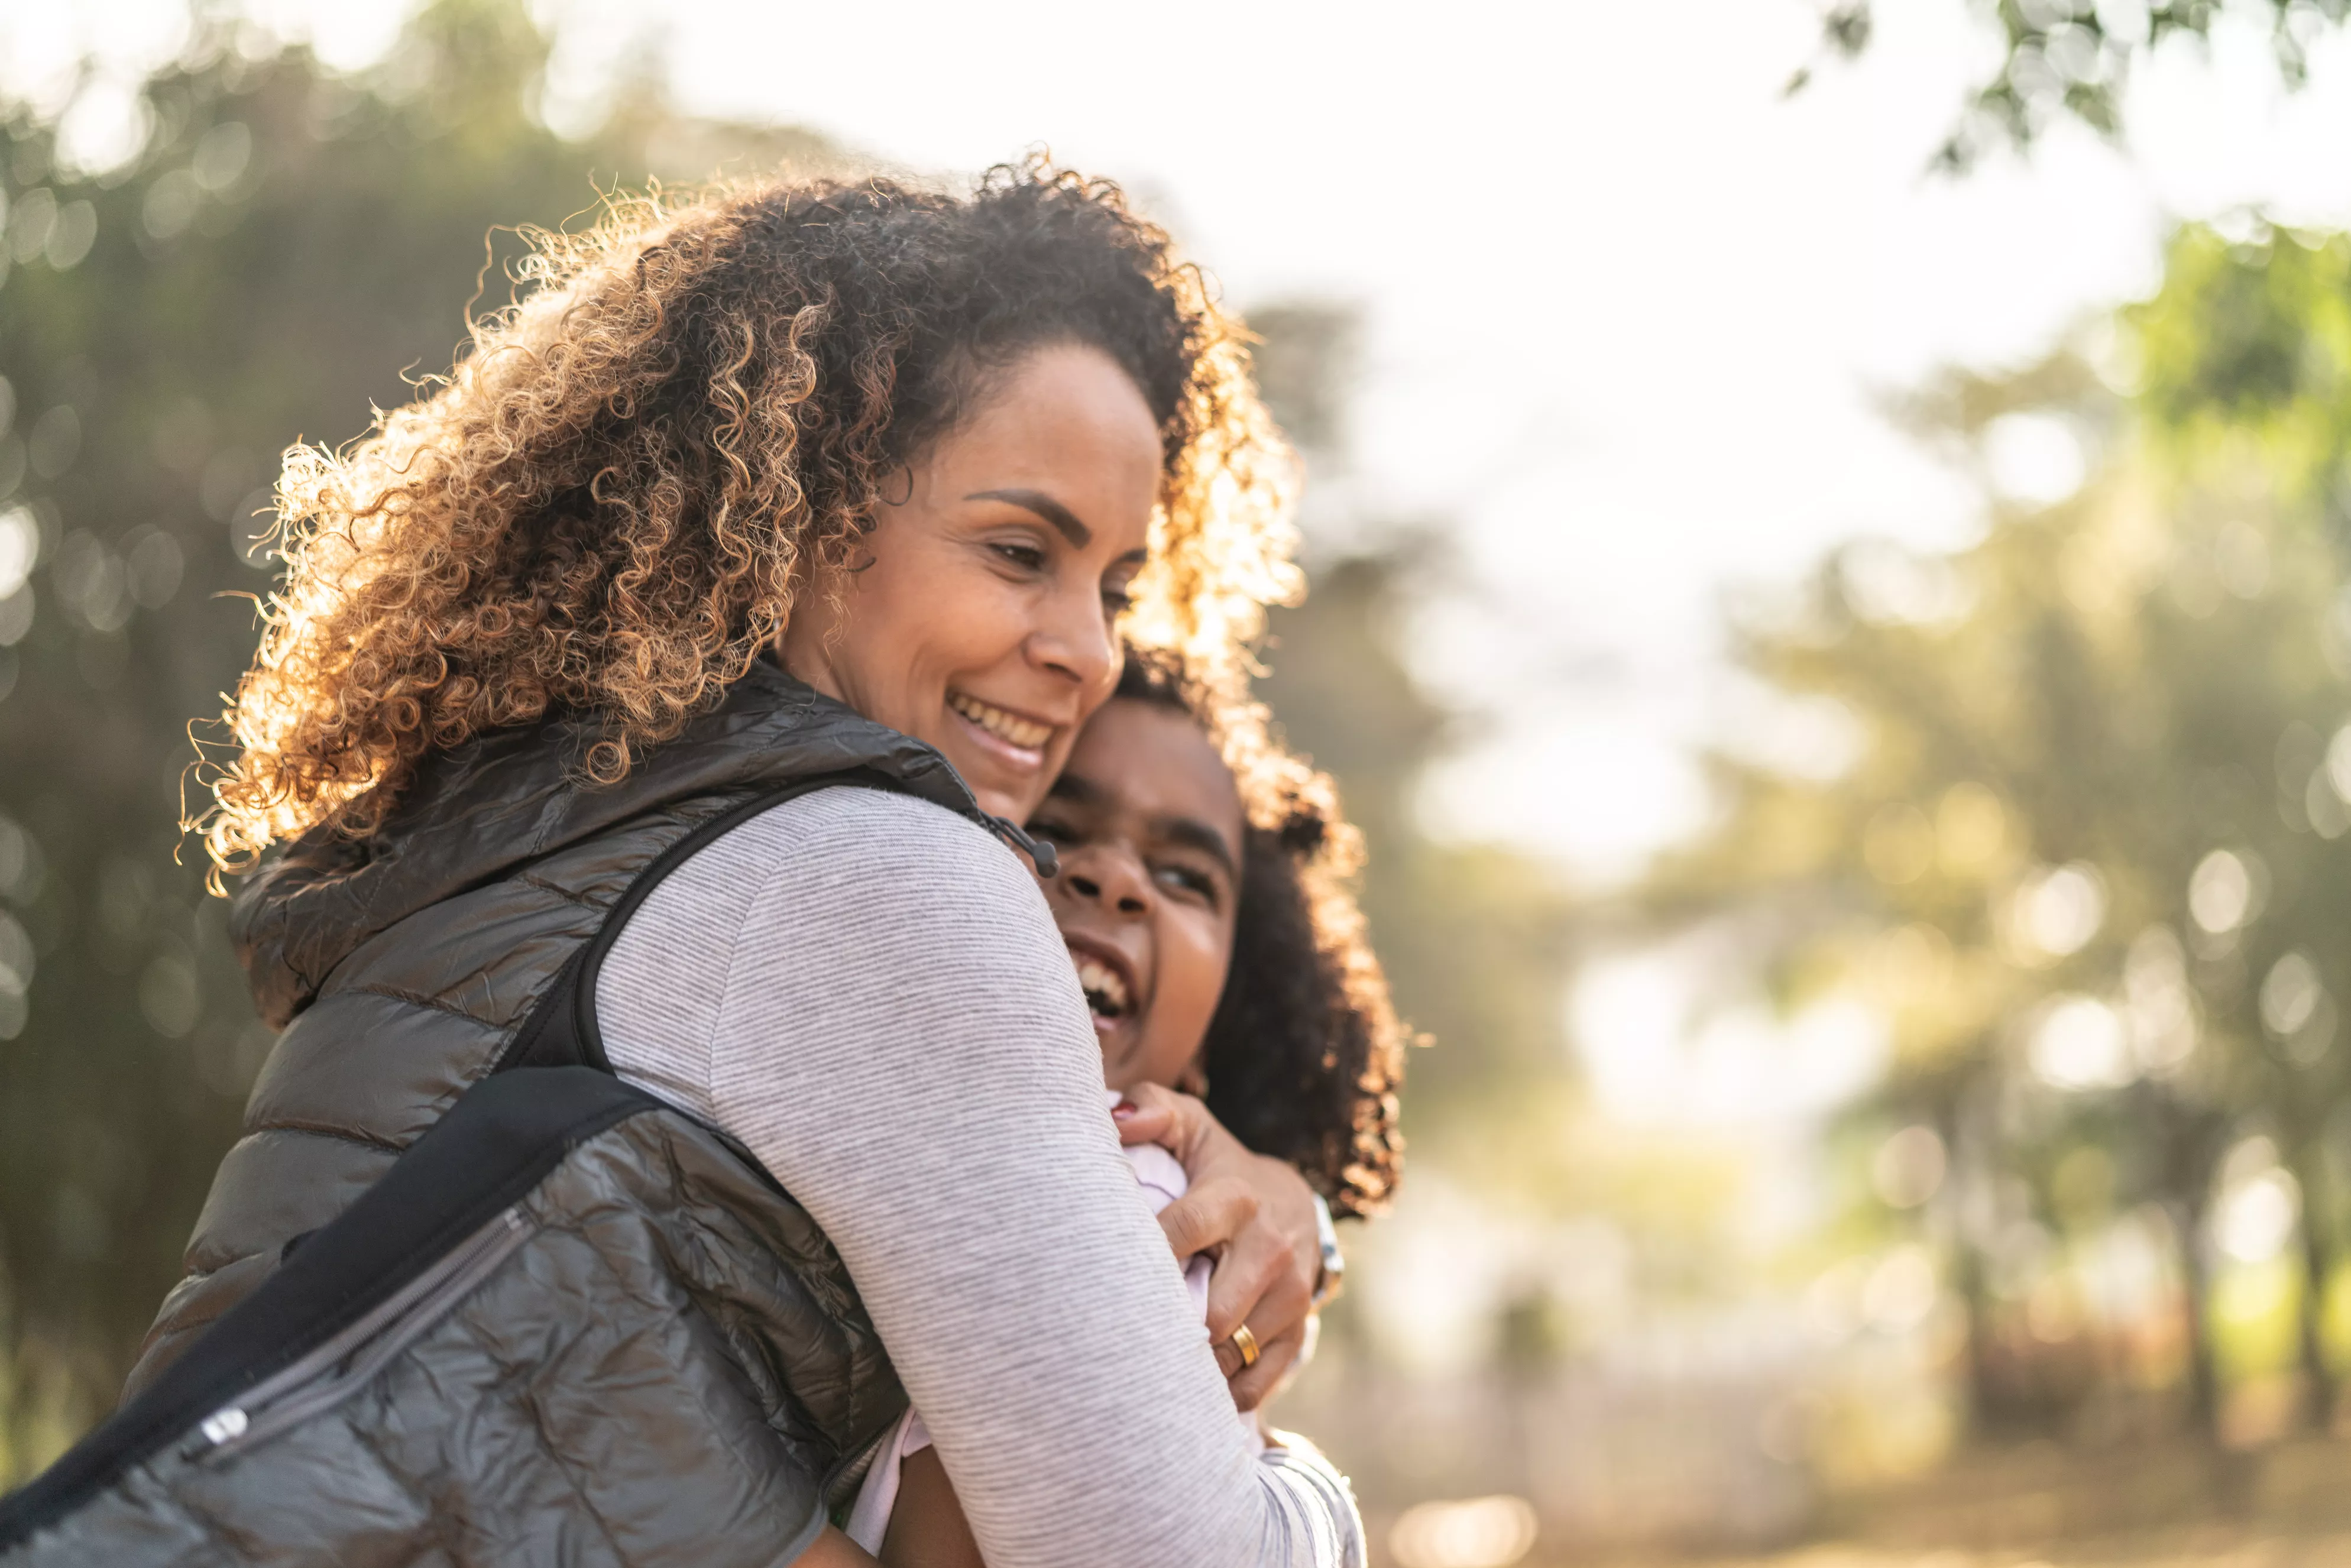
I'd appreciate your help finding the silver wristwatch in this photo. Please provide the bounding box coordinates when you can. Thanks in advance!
[1310,1193,1345,1308]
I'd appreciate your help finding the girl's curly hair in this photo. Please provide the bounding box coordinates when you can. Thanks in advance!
[1109,652,1407,1219]
[200,160,1299,876]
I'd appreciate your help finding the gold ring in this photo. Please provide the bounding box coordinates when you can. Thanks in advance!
[1229,1323,1261,1370]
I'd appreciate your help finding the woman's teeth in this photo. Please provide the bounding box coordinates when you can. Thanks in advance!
[1075,957,1129,1018]
[950,692,1052,750]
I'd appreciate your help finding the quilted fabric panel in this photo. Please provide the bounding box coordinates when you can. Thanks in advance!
[9,1109,894,1567]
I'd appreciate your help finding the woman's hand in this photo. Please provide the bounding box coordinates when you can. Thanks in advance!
[1115,1083,1320,1412]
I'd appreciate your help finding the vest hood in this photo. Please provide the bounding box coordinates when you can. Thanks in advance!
[231,663,977,1029]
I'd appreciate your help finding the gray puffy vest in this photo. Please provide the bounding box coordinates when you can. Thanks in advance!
[0,663,1034,1563]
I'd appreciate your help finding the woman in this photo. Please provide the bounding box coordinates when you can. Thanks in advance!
[131,164,1356,1564]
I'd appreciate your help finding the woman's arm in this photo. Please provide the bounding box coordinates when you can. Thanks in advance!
[599,789,1363,1568]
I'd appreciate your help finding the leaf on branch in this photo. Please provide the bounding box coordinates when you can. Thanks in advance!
[1826,0,2351,177]
[1786,4,1872,98]
[1825,2,1873,53]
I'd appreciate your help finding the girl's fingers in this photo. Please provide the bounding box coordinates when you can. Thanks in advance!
[1112,1081,1183,1149]
[1113,1081,1222,1164]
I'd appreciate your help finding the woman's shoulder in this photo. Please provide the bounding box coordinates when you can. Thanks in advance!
[679,782,1047,939]
[607,779,1070,1050]
[723,782,1009,875]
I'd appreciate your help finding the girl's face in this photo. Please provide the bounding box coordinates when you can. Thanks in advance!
[779,343,1160,822]
[1029,697,1246,1094]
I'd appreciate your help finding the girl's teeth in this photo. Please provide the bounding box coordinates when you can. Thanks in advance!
[951,693,1051,749]
[1074,957,1128,1013]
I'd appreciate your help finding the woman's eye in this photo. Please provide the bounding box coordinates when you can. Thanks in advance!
[1102,585,1134,614]
[992,543,1047,572]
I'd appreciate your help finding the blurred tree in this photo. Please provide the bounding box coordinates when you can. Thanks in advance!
[0,0,847,1480]
[1247,300,1579,1140]
[1251,306,1761,1364]
[2133,225,2351,539]
[1795,1,2351,172]
[1638,217,2351,1447]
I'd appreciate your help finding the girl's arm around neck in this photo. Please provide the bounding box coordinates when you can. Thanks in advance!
[880,1449,985,1568]
[800,1527,885,1568]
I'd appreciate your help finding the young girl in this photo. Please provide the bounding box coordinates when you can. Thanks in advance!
[845,653,1410,1565]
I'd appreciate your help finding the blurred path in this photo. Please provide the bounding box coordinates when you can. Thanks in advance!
[1514,1534,2351,1568]
[1674,1535,2351,1567]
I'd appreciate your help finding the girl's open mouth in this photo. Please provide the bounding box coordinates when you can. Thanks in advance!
[1076,955,1131,1019]
[1064,936,1141,1036]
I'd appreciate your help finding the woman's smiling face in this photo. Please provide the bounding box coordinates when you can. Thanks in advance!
[780,342,1161,821]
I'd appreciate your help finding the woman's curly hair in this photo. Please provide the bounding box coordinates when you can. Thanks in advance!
[200,159,1298,876]
[1108,653,1407,1219]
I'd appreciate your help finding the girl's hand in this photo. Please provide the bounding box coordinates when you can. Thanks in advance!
[1114,1083,1320,1412]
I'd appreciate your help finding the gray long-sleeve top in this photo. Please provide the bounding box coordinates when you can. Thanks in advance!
[597,785,1364,1567]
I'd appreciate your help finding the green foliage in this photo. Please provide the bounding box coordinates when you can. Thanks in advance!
[0,0,849,1480]
[1803,1,2351,172]
[1242,296,1581,1150]
[1642,218,2351,1439]
[2131,223,2351,540]
[1245,302,1362,458]
[1259,550,1581,1129]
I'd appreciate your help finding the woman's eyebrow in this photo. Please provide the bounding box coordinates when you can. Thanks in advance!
[966,488,1090,547]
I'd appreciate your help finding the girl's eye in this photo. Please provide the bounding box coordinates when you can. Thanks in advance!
[1102,585,1134,614]
[1028,816,1076,845]
[1156,864,1218,904]
[992,543,1047,572]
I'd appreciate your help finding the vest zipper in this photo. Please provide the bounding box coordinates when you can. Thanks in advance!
[986,814,1058,877]
[187,1205,537,1461]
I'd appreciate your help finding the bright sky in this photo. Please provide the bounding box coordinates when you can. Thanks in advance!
[14,0,2351,1138]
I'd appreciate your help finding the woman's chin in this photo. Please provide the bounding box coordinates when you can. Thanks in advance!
[965,779,1034,823]
[935,722,1053,821]
[943,750,1045,822]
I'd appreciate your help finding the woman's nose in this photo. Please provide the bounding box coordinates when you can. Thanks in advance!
[1065,848,1150,916]
[1028,576,1118,695]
